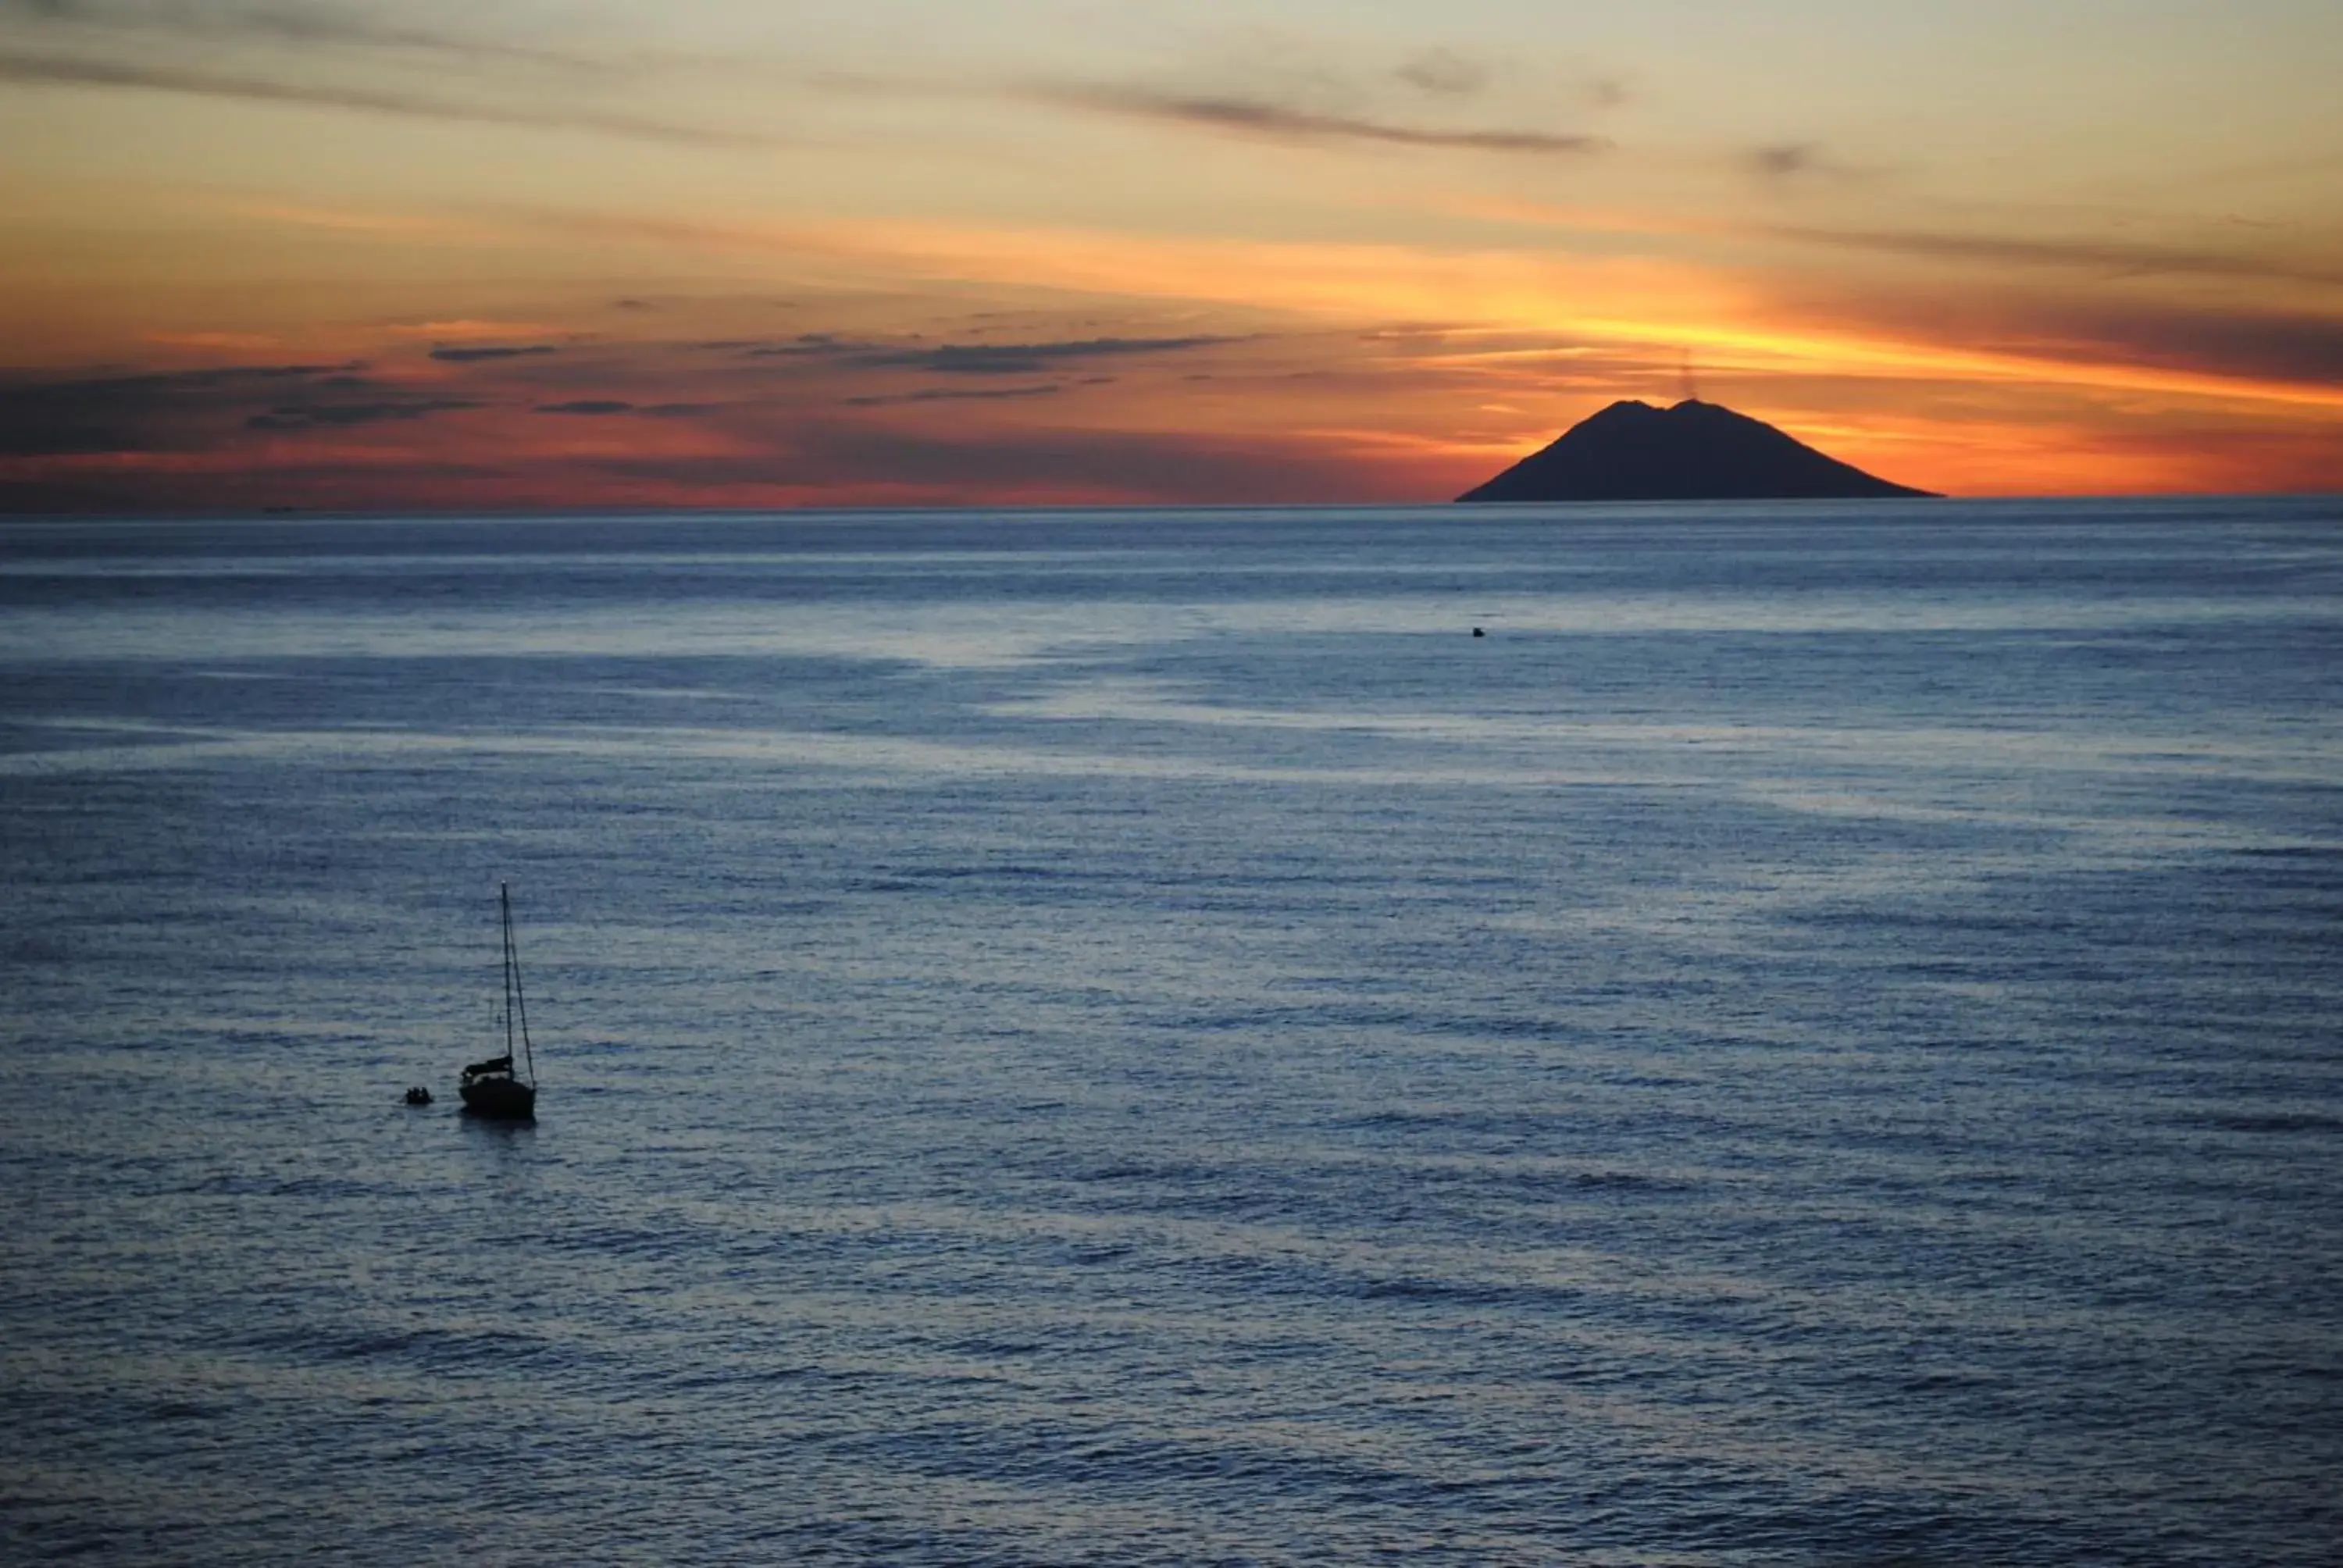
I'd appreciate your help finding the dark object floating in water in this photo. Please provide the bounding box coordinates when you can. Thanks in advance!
[1456,398,1939,502]
[459,882,540,1121]
[1471,626,1485,637]
[404,1085,432,1106]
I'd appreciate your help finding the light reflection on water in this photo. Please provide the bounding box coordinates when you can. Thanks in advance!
[9,586,2339,668]
[2,501,2339,1566]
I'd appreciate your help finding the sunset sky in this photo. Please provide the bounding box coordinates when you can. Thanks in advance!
[4,0,2340,510]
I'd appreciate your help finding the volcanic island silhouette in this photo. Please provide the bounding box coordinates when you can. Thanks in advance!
[1457,398,1939,502]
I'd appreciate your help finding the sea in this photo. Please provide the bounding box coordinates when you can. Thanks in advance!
[1,500,2338,1566]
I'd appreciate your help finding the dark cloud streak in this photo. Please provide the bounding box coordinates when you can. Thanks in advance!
[1394,48,1486,97]
[1990,300,2343,387]
[1035,84,1607,156]
[729,333,1238,375]
[849,335,1237,375]
[430,344,559,363]
[532,399,717,416]
[0,0,654,77]
[1750,143,1824,178]
[1764,219,2343,288]
[743,333,877,358]
[247,398,480,430]
[0,48,777,147]
[1772,279,2343,389]
[842,383,1062,407]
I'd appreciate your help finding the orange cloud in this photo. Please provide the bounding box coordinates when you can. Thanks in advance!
[380,319,562,340]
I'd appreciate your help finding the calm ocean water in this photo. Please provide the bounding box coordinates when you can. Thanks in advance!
[2,500,2339,1566]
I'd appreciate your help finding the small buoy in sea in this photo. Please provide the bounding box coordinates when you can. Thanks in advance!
[1471,626,1485,638]
[405,1085,433,1106]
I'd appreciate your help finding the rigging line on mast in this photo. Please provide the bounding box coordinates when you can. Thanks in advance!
[504,881,537,1086]
[501,884,516,1064]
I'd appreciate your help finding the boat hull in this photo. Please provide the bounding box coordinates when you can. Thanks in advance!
[458,1076,537,1121]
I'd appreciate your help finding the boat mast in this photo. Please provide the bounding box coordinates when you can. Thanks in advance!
[502,881,537,1087]
[500,882,516,1066]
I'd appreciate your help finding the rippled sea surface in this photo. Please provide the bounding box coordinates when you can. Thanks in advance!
[3,501,2340,1566]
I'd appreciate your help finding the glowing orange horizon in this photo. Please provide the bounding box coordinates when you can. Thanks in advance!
[5,191,2339,508]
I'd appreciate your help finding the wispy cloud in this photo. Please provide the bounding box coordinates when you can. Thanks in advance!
[0,48,776,147]
[1450,194,2343,290]
[1393,48,1487,97]
[533,399,716,416]
[1763,220,2343,288]
[1032,83,1608,156]
[850,336,1238,375]
[1807,290,2343,390]
[715,331,1238,375]
[842,383,1063,407]
[247,397,480,430]
[740,333,879,358]
[430,344,560,363]
[1744,142,1874,182]
[0,0,638,76]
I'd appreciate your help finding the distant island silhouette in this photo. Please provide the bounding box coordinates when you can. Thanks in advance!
[1457,398,1940,502]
